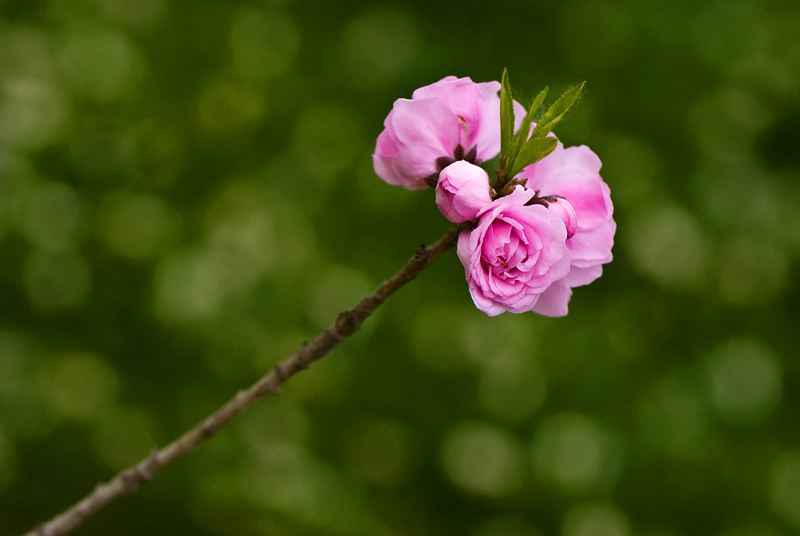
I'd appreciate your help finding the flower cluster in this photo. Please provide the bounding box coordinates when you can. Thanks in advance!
[373,75,615,317]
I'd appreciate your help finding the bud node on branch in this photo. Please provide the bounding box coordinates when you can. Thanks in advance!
[414,245,429,263]
[336,310,360,333]
[273,362,288,381]
[201,421,218,438]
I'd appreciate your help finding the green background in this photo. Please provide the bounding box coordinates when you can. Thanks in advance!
[2,0,800,535]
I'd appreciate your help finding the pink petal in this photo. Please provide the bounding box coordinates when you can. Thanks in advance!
[568,219,615,268]
[531,278,572,317]
[564,264,603,287]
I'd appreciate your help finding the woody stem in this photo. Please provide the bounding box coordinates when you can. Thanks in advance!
[21,221,473,536]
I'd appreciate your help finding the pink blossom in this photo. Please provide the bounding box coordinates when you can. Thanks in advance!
[373,76,502,190]
[435,161,492,223]
[516,143,615,316]
[457,186,572,317]
[545,197,578,239]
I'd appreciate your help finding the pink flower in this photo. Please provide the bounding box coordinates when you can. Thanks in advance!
[435,161,492,223]
[373,76,502,190]
[457,186,572,317]
[516,143,615,316]
[544,197,578,239]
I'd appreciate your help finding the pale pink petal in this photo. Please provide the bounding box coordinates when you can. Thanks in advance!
[373,76,506,190]
[391,98,458,155]
[372,129,402,186]
[411,76,462,99]
[457,229,474,268]
[568,220,615,267]
[564,265,603,287]
[514,141,615,301]
[531,278,572,317]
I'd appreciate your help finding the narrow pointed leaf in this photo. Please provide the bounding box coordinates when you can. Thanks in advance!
[530,117,560,140]
[507,86,549,170]
[508,136,558,178]
[530,81,585,139]
[499,69,515,174]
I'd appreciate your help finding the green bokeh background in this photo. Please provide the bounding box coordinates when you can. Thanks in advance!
[2,0,800,535]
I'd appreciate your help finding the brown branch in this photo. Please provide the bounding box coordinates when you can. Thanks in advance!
[22,222,472,536]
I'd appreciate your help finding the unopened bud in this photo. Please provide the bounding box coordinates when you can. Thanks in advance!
[435,161,492,223]
[547,197,578,239]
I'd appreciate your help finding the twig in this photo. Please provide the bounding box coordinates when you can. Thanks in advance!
[22,222,472,536]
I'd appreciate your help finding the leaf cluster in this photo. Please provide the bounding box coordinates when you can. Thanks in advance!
[497,69,585,183]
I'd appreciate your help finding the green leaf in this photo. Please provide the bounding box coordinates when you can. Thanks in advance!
[530,81,585,140]
[507,86,549,170]
[499,68,515,173]
[508,136,558,178]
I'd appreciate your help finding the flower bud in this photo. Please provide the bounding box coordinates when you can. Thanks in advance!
[546,197,578,239]
[435,161,492,223]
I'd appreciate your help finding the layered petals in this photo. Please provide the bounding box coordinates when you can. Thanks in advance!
[374,76,614,318]
[457,187,571,316]
[516,143,616,315]
[373,76,502,190]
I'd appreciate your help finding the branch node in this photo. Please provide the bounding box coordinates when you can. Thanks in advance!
[120,470,146,492]
[274,362,287,381]
[146,449,161,472]
[296,341,310,370]
[76,502,92,520]
[414,244,429,262]
[201,420,218,438]
[336,310,360,333]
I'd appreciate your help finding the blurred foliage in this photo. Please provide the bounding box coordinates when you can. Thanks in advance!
[1,0,800,535]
